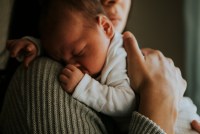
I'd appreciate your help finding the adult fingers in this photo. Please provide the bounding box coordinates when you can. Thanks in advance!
[6,40,19,57]
[123,31,144,64]
[23,45,38,67]
[191,120,200,133]
[141,48,155,56]
[8,40,28,57]
[167,58,174,66]
[6,40,16,50]
[123,31,145,90]
[142,48,165,61]
[23,54,36,68]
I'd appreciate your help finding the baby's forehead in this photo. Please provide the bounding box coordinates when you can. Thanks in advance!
[45,0,101,19]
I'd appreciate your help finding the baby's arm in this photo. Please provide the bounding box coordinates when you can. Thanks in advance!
[71,44,135,116]
[6,36,41,67]
[59,60,135,117]
[72,73,135,117]
[59,33,135,117]
[59,64,135,117]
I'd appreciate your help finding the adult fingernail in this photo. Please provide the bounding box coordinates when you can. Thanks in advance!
[123,32,133,39]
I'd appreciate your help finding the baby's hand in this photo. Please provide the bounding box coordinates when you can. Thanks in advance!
[59,64,84,94]
[6,38,38,67]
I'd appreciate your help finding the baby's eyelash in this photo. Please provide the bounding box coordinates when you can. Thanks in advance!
[77,49,85,56]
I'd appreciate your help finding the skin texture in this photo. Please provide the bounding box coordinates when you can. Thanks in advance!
[5,0,200,133]
[42,11,113,77]
[6,39,37,67]
[123,31,186,134]
[40,2,115,92]
[191,120,200,132]
[6,0,132,67]
[101,0,131,33]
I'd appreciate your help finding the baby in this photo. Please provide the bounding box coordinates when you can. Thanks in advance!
[7,0,200,133]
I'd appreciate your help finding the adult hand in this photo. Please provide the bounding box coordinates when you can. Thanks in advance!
[123,31,187,134]
[6,39,38,68]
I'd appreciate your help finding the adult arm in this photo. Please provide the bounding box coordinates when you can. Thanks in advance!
[124,32,200,133]
[0,58,108,134]
[0,57,168,134]
[73,73,135,116]
[130,112,166,134]
[123,31,186,134]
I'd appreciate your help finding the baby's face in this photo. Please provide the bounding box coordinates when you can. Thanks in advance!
[43,10,111,77]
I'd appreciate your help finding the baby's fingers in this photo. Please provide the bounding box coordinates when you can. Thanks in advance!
[59,74,69,84]
[60,82,73,93]
[61,67,73,78]
[59,74,73,93]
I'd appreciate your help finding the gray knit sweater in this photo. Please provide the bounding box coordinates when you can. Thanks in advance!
[0,57,165,134]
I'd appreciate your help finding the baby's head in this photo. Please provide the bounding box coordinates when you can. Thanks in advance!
[40,0,114,77]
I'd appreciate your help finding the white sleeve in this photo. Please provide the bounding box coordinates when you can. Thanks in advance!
[72,34,136,117]
[72,74,135,117]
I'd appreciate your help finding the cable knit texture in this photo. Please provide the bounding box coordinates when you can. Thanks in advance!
[0,57,165,134]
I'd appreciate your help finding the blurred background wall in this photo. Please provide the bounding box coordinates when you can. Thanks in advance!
[184,0,200,114]
[126,0,185,76]
[0,0,14,69]
[126,0,200,114]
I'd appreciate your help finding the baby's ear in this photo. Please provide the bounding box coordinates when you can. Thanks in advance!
[96,15,114,39]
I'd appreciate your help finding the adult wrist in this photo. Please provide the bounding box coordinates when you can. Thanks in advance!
[131,111,166,134]
[138,89,178,134]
